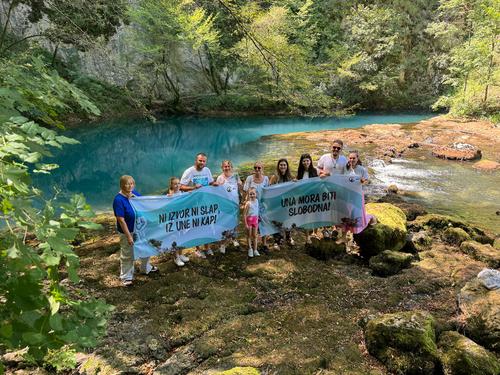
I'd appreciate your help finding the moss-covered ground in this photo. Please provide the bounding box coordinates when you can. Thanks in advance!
[70,211,494,374]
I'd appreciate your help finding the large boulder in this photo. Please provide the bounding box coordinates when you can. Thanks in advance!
[369,250,413,277]
[458,278,500,352]
[364,311,439,374]
[354,203,407,258]
[438,331,500,375]
[442,227,471,246]
[432,143,481,161]
[305,237,346,260]
[409,214,493,245]
[460,241,500,268]
[377,194,427,221]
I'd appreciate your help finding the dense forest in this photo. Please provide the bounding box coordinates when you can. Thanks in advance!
[0,0,499,372]
[1,0,499,120]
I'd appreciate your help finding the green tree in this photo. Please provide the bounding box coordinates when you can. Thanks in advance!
[0,55,112,371]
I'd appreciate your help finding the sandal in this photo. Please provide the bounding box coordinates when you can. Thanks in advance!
[122,280,133,287]
[148,266,159,274]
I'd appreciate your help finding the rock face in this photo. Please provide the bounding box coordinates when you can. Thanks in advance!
[432,143,482,161]
[364,311,439,374]
[305,238,346,260]
[354,203,407,258]
[369,250,413,277]
[458,279,500,352]
[442,227,471,246]
[460,241,500,268]
[438,331,500,375]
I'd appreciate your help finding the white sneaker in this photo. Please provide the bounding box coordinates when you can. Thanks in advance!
[174,256,185,267]
[219,245,226,254]
[248,248,254,257]
[179,254,190,262]
[195,250,207,259]
[273,243,280,250]
[232,240,240,247]
[289,237,295,246]
[253,249,260,256]
[206,248,214,256]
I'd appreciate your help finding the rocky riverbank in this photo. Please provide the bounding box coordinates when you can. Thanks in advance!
[4,116,499,375]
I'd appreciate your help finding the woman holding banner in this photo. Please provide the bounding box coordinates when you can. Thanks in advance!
[113,175,157,287]
[270,158,295,248]
[343,151,374,236]
[296,153,318,243]
[216,160,243,254]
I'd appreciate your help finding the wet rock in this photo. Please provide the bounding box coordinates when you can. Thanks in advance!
[364,311,439,374]
[214,367,261,375]
[460,241,500,268]
[353,203,407,258]
[442,227,471,246]
[387,184,399,194]
[403,231,432,253]
[369,250,413,277]
[472,159,500,171]
[153,346,198,375]
[438,331,500,375]
[458,279,500,352]
[377,194,427,221]
[432,143,482,161]
[305,237,346,260]
[411,214,493,244]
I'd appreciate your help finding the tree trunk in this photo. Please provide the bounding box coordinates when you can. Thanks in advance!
[51,43,59,67]
[483,38,495,103]
[0,0,15,52]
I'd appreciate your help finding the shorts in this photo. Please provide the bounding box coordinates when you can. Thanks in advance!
[246,216,258,228]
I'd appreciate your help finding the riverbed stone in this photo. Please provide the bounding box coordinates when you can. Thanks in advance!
[460,241,500,268]
[369,250,413,277]
[153,346,198,375]
[432,143,482,161]
[442,227,471,246]
[305,237,346,260]
[472,159,500,171]
[458,279,500,352]
[438,331,500,375]
[364,311,439,374]
[477,269,500,290]
[353,203,407,258]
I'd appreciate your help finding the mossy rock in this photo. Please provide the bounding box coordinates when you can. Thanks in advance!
[377,194,427,221]
[353,203,407,258]
[364,311,439,374]
[438,331,500,375]
[460,241,500,268]
[305,237,346,260]
[442,227,471,246]
[80,355,120,375]
[402,231,432,253]
[216,367,261,375]
[369,250,413,277]
[458,279,500,352]
[410,214,493,244]
[493,237,500,250]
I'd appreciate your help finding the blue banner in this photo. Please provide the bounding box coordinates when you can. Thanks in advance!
[259,175,365,235]
[130,186,239,258]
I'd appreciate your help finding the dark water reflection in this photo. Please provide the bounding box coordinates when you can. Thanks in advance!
[35,114,432,210]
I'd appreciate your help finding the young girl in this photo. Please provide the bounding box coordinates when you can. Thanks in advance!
[113,175,157,286]
[296,154,318,243]
[270,158,294,248]
[167,177,190,266]
[216,160,243,253]
[243,187,260,257]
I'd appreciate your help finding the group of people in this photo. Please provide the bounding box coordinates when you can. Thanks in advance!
[113,139,369,286]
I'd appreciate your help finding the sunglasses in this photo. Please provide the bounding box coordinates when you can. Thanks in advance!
[332,146,342,150]
[254,166,262,170]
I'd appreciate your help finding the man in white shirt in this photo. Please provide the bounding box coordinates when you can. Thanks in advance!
[180,153,215,191]
[317,139,347,177]
[179,153,216,258]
